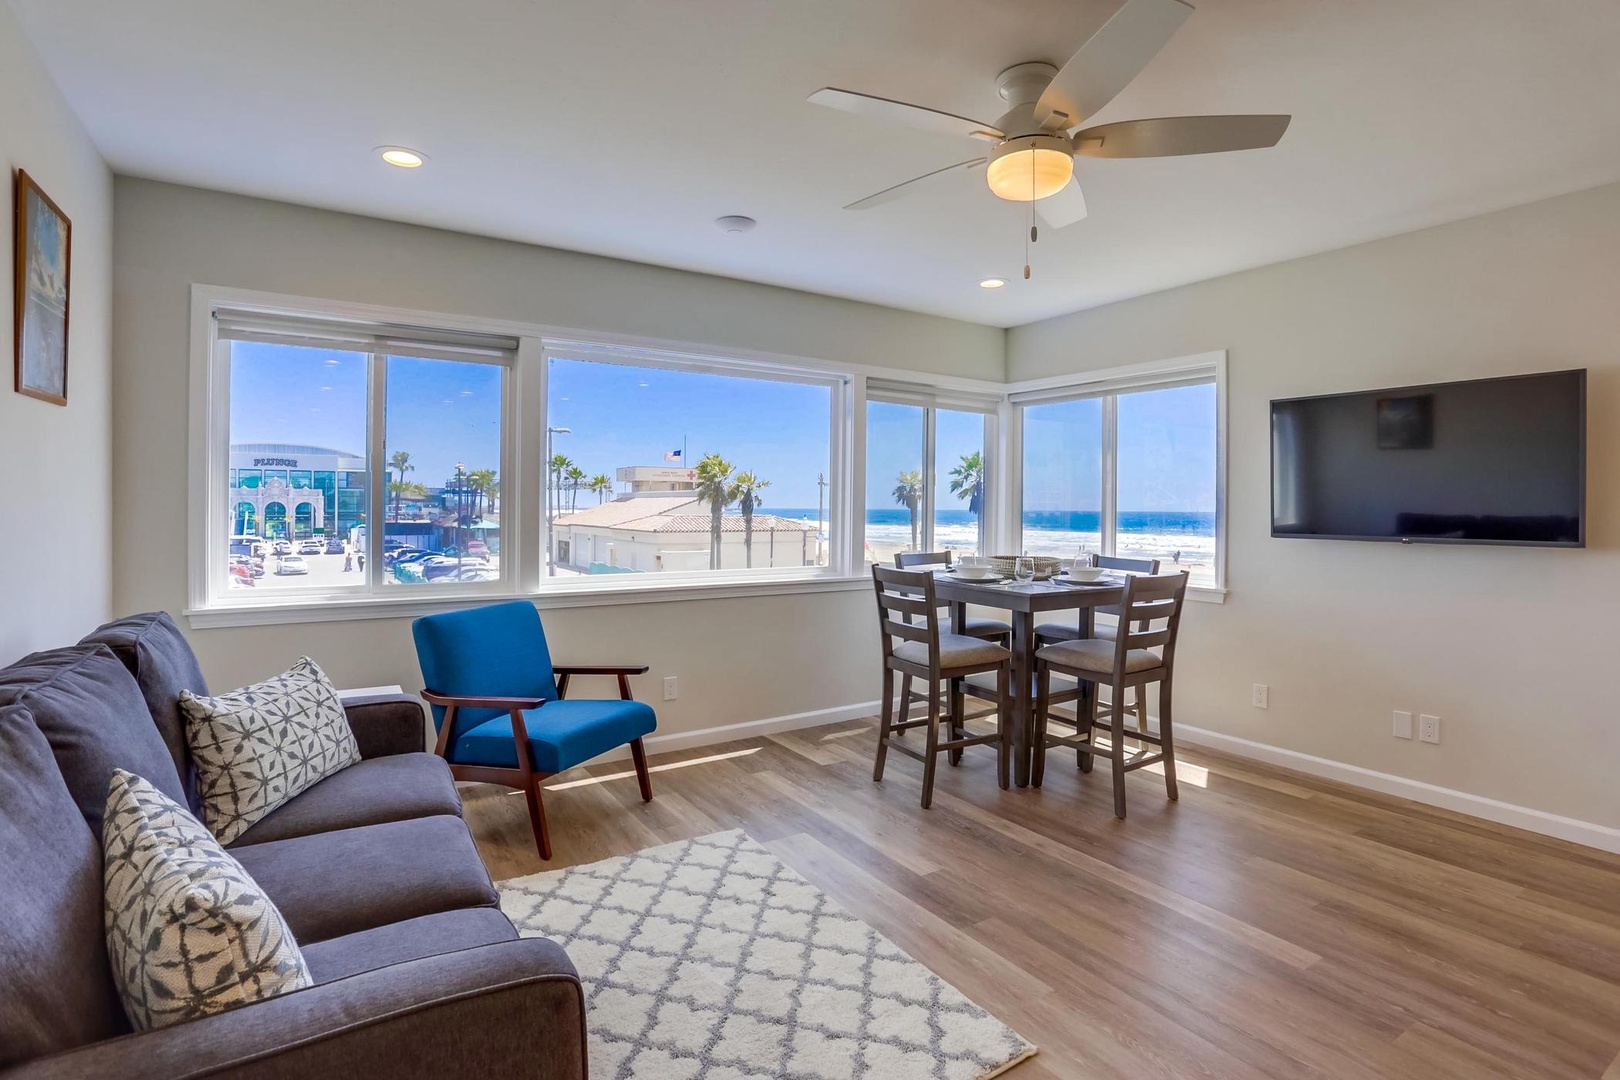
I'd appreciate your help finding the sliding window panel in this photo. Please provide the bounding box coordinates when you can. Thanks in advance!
[1020,397,1105,559]
[546,354,832,576]
[382,355,504,586]
[934,408,988,557]
[865,400,926,564]
[224,340,369,592]
[1116,382,1218,585]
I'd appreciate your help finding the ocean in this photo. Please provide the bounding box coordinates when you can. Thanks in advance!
[769,507,1216,575]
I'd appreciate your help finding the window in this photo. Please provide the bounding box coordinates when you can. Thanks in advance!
[1014,356,1224,591]
[205,310,512,608]
[863,387,998,564]
[544,350,836,579]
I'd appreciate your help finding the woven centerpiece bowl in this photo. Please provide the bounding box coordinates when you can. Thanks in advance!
[984,555,1063,580]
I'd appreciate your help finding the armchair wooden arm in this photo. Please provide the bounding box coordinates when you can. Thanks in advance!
[551,664,649,700]
[420,689,548,711]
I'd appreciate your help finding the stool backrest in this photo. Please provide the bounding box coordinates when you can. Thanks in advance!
[1096,555,1161,623]
[871,565,942,670]
[895,550,952,569]
[1113,572,1189,672]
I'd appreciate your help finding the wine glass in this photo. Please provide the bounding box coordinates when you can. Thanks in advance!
[1013,556,1034,584]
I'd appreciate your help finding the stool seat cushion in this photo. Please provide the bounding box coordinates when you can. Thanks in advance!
[894,634,1009,671]
[1038,638,1162,676]
[961,617,1011,638]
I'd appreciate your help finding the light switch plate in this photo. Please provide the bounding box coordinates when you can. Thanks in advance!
[1393,710,1413,739]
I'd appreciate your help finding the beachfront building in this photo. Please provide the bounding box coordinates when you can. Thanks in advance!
[553,466,818,573]
[229,443,366,540]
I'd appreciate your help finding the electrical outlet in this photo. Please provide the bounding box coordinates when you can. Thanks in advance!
[662,676,678,701]
[1393,710,1413,739]
[1252,683,1269,709]
[1419,714,1440,744]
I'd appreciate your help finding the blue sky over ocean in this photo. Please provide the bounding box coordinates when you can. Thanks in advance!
[232,343,1215,513]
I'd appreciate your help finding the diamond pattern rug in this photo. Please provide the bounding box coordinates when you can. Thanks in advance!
[499,830,1036,1080]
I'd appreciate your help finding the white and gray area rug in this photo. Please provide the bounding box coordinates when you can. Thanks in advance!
[499,830,1036,1080]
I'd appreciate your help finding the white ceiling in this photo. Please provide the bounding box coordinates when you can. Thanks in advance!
[12,0,1620,327]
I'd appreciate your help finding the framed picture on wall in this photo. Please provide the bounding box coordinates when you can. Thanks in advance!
[13,169,72,406]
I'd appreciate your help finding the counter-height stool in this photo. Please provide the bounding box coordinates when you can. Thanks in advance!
[895,551,1012,644]
[1035,555,1161,736]
[871,565,1011,809]
[1032,571,1189,818]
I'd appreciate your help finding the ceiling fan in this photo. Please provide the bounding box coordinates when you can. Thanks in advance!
[809,0,1290,230]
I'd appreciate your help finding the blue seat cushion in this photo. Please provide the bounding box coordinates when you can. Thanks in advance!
[453,699,657,773]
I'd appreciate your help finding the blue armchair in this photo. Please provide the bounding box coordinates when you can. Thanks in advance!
[412,601,657,859]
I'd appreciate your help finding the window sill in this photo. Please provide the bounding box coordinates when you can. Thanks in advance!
[185,573,872,629]
[1188,585,1227,604]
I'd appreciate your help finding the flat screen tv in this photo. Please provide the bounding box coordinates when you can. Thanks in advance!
[1271,369,1585,547]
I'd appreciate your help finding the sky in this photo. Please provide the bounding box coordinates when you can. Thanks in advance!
[232,342,1215,512]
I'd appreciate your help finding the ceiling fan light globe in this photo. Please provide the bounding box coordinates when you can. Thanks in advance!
[985,141,1073,202]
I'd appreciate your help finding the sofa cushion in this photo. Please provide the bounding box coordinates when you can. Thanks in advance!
[102,770,311,1031]
[228,752,463,847]
[301,907,518,985]
[0,645,189,832]
[0,706,127,1067]
[453,698,657,772]
[80,612,209,816]
[180,656,360,845]
[231,814,498,945]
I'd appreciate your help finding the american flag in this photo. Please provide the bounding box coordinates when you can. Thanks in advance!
[664,449,683,463]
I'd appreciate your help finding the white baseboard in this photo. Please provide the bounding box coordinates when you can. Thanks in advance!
[1176,724,1620,856]
[583,700,882,764]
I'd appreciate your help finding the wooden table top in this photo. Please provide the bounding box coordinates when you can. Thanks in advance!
[929,569,1126,613]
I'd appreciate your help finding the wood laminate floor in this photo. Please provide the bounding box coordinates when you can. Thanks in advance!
[463,717,1620,1079]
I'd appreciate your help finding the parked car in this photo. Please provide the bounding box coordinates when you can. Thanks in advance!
[466,540,489,557]
[228,564,257,587]
[271,540,293,555]
[275,555,309,575]
[326,538,347,554]
[298,540,325,555]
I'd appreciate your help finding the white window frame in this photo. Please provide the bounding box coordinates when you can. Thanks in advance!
[188,286,1014,628]
[1005,350,1228,602]
[536,337,852,593]
[864,380,1003,557]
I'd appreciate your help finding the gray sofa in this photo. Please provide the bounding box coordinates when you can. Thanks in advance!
[0,612,587,1080]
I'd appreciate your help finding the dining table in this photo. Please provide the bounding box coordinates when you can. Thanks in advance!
[930,568,1128,787]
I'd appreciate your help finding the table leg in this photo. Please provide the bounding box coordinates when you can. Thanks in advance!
[1011,608,1036,787]
[950,601,966,636]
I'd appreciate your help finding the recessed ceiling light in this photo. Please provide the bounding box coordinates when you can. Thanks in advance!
[979,278,1006,289]
[378,146,426,168]
[715,215,757,234]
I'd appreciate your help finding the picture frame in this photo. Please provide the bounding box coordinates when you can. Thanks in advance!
[1376,393,1433,450]
[13,169,72,406]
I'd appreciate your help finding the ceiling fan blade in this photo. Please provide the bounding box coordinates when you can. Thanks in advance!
[1036,179,1089,228]
[1074,114,1291,158]
[809,88,1004,142]
[844,158,987,210]
[1035,0,1194,130]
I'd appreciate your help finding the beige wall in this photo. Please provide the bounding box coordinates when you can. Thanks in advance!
[1008,180,1620,830]
[0,10,112,663]
[111,179,1003,729]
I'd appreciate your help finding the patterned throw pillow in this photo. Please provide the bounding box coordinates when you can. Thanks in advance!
[180,656,359,845]
[103,769,311,1030]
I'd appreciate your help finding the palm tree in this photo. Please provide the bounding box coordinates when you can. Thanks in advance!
[949,451,986,553]
[467,469,497,522]
[565,465,588,512]
[693,453,735,570]
[589,473,613,504]
[388,450,414,521]
[732,471,770,568]
[893,470,923,551]
[548,454,572,522]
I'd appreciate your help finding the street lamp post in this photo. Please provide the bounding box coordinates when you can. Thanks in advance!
[546,427,571,576]
[454,463,467,576]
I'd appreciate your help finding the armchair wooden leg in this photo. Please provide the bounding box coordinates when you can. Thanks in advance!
[630,737,654,802]
[525,779,552,860]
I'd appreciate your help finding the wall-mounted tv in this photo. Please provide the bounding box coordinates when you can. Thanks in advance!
[1270,369,1585,547]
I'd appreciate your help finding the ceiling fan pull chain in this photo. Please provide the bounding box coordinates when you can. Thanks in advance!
[1024,181,1034,280]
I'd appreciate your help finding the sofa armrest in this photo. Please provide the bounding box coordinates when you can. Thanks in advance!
[342,694,428,759]
[3,937,586,1080]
